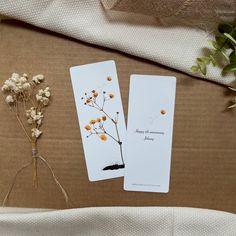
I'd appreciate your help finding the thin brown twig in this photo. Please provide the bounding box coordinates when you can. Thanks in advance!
[104,131,119,143]
[32,143,38,188]
[87,95,125,165]
[102,94,105,110]
[93,101,115,123]
[29,83,36,105]
[114,121,121,142]
[114,122,124,165]
[23,99,27,111]
[30,98,36,107]
[2,161,32,206]
[86,103,101,111]
[33,156,38,188]
[94,128,118,143]
[15,101,32,143]
[37,155,71,208]
[15,114,32,142]
[116,112,119,123]
[4,96,31,142]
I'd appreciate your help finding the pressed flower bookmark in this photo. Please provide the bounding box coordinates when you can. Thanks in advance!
[124,75,176,193]
[70,61,126,181]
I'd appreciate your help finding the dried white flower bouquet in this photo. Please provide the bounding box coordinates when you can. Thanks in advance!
[1,73,70,207]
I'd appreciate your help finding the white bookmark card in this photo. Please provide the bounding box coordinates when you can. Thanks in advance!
[70,61,126,181]
[124,75,176,193]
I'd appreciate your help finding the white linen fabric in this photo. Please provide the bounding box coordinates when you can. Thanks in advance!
[101,0,236,27]
[0,207,236,235]
[0,0,235,86]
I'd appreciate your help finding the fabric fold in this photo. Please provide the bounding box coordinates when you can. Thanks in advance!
[101,0,236,26]
[101,0,120,9]
[0,0,235,86]
[0,207,236,235]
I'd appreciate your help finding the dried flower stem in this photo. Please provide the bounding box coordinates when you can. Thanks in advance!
[114,121,124,164]
[33,156,38,188]
[15,114,32,142]
[2,161,32,206]
[83,78,124,170]
[2,73,71,207]
[95,102,124,164]
[2,154,70,207]
[37,155,71,207]
[32,141,38,188]
[15,102,32,143]
[94,101,113,121]
[88,99,124,165]
[30,98,36,108]
[8,100,39,188]
[16,99,39,188]
[102,130,118,142]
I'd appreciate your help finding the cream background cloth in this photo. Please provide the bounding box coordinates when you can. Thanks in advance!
[0,0,235,86]
[101,0,236,27]
[0,207,236,235]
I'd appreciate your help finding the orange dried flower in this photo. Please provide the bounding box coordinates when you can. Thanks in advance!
[86,99,91,103]
[102,116,106,121]
[109,93,114,99]
[107,76,112,81]
[92,90,96,93]
[89,119,96,125]
[100,134,107,141]
[85,125,91,131]
[97,118,101,122]
[93,92,98,98]
[160,109,166,115]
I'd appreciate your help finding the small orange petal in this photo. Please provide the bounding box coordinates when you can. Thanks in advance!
[100,134,107,141]
[89,119,96,125]
[107,76,112,81]
[160,109,166,115]
[109,93,114,99]
[85,125,91,130]
[93,92,98,98]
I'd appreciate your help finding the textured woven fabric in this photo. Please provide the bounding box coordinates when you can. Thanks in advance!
[101,0,236,26]
[0,0,234,85]
[0,207,236,235]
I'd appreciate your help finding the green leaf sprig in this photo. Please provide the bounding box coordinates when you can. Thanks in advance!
[191,23,236,109]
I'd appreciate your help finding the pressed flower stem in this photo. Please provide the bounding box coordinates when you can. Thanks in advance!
[102,94,105,110]
[103,131,119,143]
[114,122,124,165]
[2,161,32,206]
[89,130,118,142]
[37,155,71,208]
[94,101,114,121]
[92,101,125,165]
